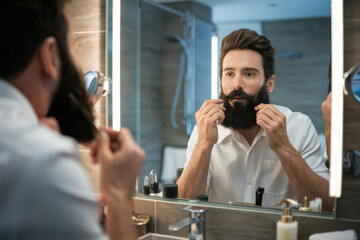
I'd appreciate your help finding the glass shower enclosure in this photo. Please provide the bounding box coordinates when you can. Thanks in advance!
[136,0,216,189]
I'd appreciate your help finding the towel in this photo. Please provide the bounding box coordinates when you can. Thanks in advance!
[309,229,357,240]
[161,146,187,182]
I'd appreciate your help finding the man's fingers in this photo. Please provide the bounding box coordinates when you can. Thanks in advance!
[255,104,282,117]
[95,131,112,163]
[99,126,119,142]
[256,108,278,122]
[256,113,272,129]
[209,112,225,125]
[198,99,224,112]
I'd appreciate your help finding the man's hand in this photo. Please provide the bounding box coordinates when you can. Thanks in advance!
[94,127,145,199]
[255,104,290,151]
[195,99,226,147]
[39,117,60,133]
[321,92,332,164]
[91,127,145,239]
[321,92,331,129]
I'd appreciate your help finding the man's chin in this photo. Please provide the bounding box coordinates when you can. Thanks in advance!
[232,100,247,107]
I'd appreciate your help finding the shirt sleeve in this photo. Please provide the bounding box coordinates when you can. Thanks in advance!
[184,126,212,192]
[18,152,109,240]
[300,117,329,181]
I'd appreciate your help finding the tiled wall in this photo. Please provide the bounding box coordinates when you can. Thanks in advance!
[335,0,360,220]
[134,197,360,240]
[65,0,106,192]
[263,18,331,134]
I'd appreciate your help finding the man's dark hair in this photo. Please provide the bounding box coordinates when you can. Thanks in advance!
[0,0,96,143]
[0,0,69,79]
[219,28,275,82]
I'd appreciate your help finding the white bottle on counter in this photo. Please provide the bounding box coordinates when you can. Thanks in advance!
[276,199,298,240]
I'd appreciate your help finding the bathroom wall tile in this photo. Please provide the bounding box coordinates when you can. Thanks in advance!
[65,0,106,33]
[72,32,106,73]
[338,0,360,221]
[134,198,360,240]
[344,0,360,21]
[65,0,106,191]
[263,18,331,134]
[155,202,189,238]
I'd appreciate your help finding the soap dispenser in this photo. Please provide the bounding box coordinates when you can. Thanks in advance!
[276,198,298,240]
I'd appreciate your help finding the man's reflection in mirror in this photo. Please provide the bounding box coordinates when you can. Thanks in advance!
[177,28,334,212]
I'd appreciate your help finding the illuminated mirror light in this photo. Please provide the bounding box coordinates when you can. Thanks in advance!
[329,0,343,197]
[112,0,121,131]
[211,35,219,99]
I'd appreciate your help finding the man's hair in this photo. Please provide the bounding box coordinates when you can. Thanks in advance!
[0,0,98,143]
[219,28,275,82]
[0,0,69,79]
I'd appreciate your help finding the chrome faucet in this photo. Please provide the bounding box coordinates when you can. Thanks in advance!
[168,206,208,240]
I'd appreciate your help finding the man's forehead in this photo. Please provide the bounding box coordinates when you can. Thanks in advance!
[223,49,264,72]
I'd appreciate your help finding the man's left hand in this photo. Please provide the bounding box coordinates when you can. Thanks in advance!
[254,104,290,151]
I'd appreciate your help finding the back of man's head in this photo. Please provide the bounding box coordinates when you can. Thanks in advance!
[219,28,275,82]
[0,0,68,80]
[0,0,98,143]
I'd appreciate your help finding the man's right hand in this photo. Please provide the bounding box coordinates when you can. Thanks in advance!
[94,127,145,199]
[91,127,145,239]
[321,92,331,128]
[195,99,226,147]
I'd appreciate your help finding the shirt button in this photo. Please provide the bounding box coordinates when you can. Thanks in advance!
[247,181,253,185]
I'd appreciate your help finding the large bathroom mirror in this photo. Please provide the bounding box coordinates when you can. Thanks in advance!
[108,0,337,217]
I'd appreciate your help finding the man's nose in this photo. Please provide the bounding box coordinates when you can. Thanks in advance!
[232,75,243,90]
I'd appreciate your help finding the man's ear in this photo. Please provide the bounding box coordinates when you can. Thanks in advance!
[266,75,275,93]
[38,37,60,82]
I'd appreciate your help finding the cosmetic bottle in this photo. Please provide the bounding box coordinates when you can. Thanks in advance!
[162,183,178,198]
[149,170,162,197]
[276,198,298,240]
[143,176,150,195]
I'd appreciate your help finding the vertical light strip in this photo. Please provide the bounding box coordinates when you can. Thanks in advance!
[112,0,121,131]
[329,0,344,197]
[211,35,219,99]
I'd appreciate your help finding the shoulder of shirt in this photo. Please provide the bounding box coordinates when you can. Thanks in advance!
[1,123,79,165]
[274,104,311,122]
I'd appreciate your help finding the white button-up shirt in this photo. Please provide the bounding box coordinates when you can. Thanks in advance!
[0,79,108,240]
[184,105,329,207]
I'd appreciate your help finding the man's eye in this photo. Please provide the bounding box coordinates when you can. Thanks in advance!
[245,72,255,77]
[226,72,233,77]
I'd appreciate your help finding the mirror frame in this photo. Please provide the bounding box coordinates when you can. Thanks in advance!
[107,0,342,218]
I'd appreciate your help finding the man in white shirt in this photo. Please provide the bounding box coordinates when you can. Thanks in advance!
[177,28,334,211]
[0,1,144,239]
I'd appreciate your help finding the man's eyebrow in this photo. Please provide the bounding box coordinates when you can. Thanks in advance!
[223,67,260,73]
[223,67,236,71]
[243,67,260,73]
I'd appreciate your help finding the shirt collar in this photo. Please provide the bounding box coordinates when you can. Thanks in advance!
[216,124,266,144]
[0,78,38,124]
[217,125,232,144]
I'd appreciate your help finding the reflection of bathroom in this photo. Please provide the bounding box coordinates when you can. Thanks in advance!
[66,0,360,239]
[133,0,331,188]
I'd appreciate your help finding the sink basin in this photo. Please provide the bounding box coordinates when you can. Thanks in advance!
[138,233,187,240]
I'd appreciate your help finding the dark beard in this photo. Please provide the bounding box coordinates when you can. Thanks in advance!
[47,43,95,143]
[220,84,269,130]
